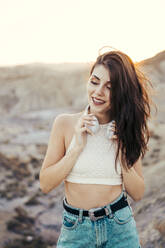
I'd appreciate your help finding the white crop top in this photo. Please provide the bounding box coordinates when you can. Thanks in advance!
[64,122,122,185]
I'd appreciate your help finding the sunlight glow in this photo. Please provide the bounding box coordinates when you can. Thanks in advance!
[0,0,164,65]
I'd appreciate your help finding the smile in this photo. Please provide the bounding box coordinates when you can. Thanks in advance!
[92,97,105,105]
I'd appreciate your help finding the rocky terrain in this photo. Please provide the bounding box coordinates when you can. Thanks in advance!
[0,51,165,248]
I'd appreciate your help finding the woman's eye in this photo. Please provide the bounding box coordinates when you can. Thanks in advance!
[90,81,98,85]
[90,80,111,90]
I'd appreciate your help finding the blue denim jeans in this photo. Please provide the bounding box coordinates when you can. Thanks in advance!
[57,191,141,248]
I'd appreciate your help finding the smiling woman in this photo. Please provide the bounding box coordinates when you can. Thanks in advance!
[39,48,155,248]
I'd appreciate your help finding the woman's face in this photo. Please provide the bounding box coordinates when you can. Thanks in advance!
[86,64,111,116]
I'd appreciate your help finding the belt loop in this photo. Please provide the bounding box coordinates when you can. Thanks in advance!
[123,189,128,200]
[78,209,83,223]
[105,204,113,219]
[63,197,67,206]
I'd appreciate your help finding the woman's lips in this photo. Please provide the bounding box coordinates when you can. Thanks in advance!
[92,97,105,105]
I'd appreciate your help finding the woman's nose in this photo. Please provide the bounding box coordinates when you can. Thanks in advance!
[95,85,104,95]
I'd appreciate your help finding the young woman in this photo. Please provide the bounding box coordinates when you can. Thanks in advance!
[39,49,153,248]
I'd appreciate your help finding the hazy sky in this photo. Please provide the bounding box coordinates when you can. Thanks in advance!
[0,0,164,65]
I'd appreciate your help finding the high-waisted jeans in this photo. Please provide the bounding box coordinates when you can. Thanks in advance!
[56,190,141,248]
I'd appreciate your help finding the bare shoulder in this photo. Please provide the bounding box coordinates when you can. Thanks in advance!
[40,111,83,172]
[53,111,83,148]
[53,111,83,132]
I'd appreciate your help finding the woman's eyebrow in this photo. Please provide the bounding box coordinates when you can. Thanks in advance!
[92,74,111,84]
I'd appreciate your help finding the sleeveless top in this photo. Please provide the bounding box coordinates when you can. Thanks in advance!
[64,121,122,185]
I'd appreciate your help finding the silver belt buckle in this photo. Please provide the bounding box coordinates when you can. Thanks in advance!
[88,209,104,221]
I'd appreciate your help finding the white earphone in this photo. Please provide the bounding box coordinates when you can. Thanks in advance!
[83,104,116,139]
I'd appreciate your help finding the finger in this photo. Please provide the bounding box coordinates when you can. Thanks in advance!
[111,124,116,128]
[112,135,117,139]
[83,112,95,116]
[84,121,95,126]
[83,115,96,121]
[86,127,94,136]
[88,113,95,116]
[81,126,94,136]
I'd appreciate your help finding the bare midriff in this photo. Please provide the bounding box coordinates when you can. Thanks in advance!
[64,181,123,210]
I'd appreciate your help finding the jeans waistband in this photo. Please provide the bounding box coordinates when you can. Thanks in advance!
[63,190,128,222]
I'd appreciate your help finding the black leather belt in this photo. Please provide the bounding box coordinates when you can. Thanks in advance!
[63,194,128,221]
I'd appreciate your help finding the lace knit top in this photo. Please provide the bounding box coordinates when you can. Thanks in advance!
[64,121,122,185]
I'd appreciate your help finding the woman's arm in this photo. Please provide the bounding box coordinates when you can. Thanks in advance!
[39,114,82,194]
[121,155,145,202]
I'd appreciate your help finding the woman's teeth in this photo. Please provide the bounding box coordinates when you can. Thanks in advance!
[92,97,105,104]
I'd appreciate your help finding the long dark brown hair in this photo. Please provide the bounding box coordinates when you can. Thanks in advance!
[90,50,156,172]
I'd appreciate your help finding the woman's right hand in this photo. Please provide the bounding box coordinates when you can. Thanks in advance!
[73,112,96,152]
